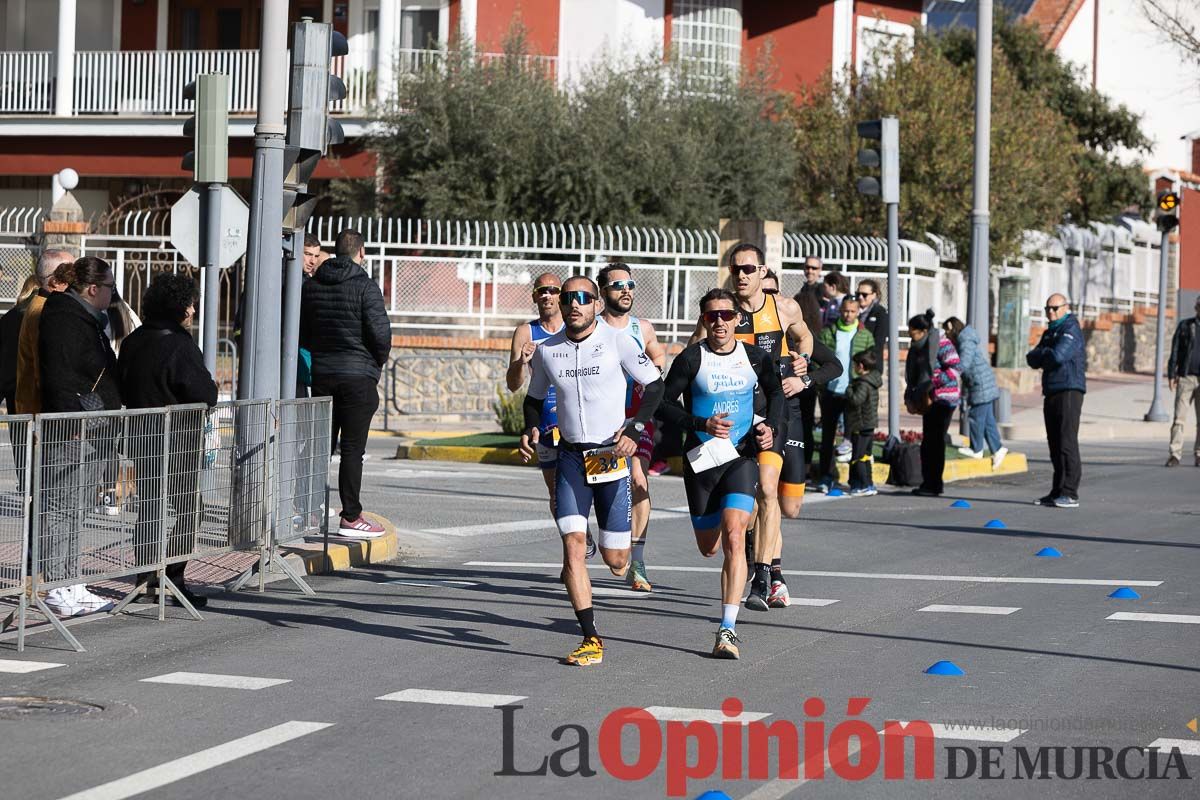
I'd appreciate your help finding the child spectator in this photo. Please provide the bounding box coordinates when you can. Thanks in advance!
[845,349,882,496]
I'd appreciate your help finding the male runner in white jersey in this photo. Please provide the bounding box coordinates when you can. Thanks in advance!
[520,275,664,666]
[690,244,814,611]
[598,263,666,592]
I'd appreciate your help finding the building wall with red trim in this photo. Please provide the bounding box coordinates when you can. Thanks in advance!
[475,0,560,55]
[742,2,833,97]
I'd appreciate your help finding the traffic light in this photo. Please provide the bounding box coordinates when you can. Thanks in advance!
[1156,189,1180,233]
[181,73,229,184]
[282,19,348,230]
[855,117,899,205]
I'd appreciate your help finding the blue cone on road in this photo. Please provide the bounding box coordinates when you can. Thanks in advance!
[950,499,971,509]
[925,660,965,676]
[694,792,732,800]
[983,518,1006,528]
[1035,547,1063,558]
[1108,587,1140,599]
[829,488,845,497]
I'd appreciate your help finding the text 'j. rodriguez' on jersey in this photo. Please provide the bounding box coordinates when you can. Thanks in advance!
[527,322,662,446]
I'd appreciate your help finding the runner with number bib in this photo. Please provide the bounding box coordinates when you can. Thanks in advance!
[660,288,785,658]
[521,275,664,666]
[598,263,666,593]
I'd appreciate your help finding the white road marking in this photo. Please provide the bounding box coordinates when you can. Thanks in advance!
[140,672,292,691]
[643,706,771,725]
[892,722,1026,743]
[386,579,479,588]
[1149,738,1200,756]
[586,587,652,598]
[426,519,557,537]
[376,688,526,707]
[465,562,1162,587]
[920,604,1020,616]
[1106,612,1200,625]
[53,720,332,800]
[0,658,65,673]
[784,598,840,607]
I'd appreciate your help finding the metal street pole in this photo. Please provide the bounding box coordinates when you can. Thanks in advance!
[1144,225,1171,422]
[886,200,901,440]
[968,0,992,334]
[238,0,289,401]
[201,183,221,378]
[280,227,304,400]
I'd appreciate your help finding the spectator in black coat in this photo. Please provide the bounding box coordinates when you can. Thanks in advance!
[118,275,218,608]
[0,275,38,413]
[37,256,122,617]
[300,228,392,537]
[854,278,889,363]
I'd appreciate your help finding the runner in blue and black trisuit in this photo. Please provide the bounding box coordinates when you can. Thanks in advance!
[658,288,785,659]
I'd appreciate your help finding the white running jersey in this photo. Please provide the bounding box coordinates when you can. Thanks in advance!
[527,322,661,445]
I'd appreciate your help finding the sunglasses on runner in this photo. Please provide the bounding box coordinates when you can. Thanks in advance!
[702,309,738,324]
[729,264,761,276]
[533,285,561,297]
[560,290,596,306]
[605,279,636,291]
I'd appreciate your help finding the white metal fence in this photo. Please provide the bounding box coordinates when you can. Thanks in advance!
[0,50,54,113]
[0,209,1165,344]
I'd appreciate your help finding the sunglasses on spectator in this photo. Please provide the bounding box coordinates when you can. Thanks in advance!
[702,309,738,324]
[762,287,779,295]
[855,291,873,298]
[1044,303,1065,312]
[533,285,561,297]
[729,264,761,276]
[560,290,596,306]
[605,279,636,291]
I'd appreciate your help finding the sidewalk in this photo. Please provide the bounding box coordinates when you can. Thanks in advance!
[1001,373,1173,443]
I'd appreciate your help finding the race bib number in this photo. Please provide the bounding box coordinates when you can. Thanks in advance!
[582,447,630,485]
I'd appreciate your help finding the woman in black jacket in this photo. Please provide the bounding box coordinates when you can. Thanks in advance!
[37,256,122,616]
[118,274,218,609]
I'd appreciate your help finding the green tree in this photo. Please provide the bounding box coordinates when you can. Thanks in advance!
[791,35,1080,263]
[933,16,1151,222]
[360,31,796,228]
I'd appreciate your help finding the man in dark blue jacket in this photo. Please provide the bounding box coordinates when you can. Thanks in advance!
[300,229,392,537]
[1026,293,1086,508]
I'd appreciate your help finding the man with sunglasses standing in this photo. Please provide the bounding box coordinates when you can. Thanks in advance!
[597,263,666,593]
[691,244,813,612]
[661,289,784,658]
[1026,293,1086,508]
[507,273,567,520]
[520,276,664,666]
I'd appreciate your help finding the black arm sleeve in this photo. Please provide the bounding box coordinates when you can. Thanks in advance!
[750,347,786,435]
[807,337,844,386]
[656,346,707,432]
[1167,321,1182,380]
[522,393,542,432]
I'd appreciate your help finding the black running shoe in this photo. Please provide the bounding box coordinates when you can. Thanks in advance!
[745,566,770,612]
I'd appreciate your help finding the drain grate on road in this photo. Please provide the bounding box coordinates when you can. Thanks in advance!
[0,696,110,721]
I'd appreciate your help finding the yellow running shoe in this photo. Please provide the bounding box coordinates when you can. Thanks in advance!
[712,627,740,659]
[627,560,651,592]
[566,636,604,666]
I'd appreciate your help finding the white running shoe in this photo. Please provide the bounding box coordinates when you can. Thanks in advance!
[991,447,1009,470]
[43,587,82,617]
[957,447,984,459]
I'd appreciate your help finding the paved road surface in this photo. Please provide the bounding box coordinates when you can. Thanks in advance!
[1,436,1197,799]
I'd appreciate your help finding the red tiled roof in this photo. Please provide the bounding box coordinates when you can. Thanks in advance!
[1025,0,1088,49]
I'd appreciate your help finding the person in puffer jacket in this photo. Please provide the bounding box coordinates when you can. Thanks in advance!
[905,309,960,497]
[944,316,1007,469]
[300,229,392,537]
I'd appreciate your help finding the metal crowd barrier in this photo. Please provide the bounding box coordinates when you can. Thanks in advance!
[0,397,332,653]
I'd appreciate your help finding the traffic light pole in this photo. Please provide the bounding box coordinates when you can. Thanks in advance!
[238,0,289,401]
[886,200,901,441]
[280,227,304,400]
[1144,222,1172,422]
[201,183,222,377]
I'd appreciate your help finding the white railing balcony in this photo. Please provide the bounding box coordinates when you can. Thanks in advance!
[0,51,54,113]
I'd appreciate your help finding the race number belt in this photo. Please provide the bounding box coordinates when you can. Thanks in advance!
[582,446,629,485]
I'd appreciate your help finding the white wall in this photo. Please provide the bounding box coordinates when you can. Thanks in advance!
[558,0,663,73]
[1056,0,1200,170]
[2,0,116,51]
